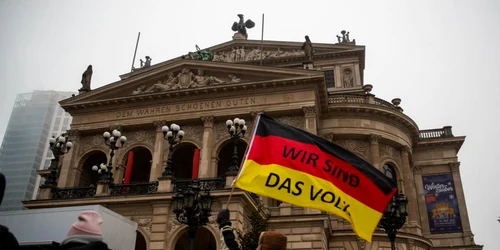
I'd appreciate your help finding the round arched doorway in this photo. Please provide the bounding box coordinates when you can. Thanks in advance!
[174,227,217,250]
[135,230,147,250]
[78,151,107,187]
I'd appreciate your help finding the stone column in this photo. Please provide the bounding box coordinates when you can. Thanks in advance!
[199,116,215,178]
[412,165,431,236]
[150,201,171,250]
[368,134,381,169]
[150,121,166,181]
[302,106,318,134]
[58,129,80,188]
[400,146,421,234]
[450,162,474,244]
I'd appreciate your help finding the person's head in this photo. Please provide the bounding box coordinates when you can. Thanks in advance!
[67,211,103,240]
[256,231,287,250]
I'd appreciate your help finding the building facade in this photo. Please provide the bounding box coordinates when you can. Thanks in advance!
[24,34,481,250]
[0,90,74,211]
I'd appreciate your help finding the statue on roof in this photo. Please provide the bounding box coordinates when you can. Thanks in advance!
[182,45,214,61]
[140,56,152,68]
[301,36,314,61]
[232,14,255,40]
[336,30,356,44]
[79,65,93,93]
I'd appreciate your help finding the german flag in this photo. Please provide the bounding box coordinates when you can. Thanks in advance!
[234,114,397,242]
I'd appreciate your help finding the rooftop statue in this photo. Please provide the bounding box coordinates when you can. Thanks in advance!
[231,14,255,40]
[140,56,152,68]
[336,30,356,44]
[79,65,93,93]
[301,36,314,61]
[183,45,214,61]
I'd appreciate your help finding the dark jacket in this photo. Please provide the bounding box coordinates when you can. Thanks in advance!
[0,224,20,250]
[58,241,109,250]
[219,221,240,250]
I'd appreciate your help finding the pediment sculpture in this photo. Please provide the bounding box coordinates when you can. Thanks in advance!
[212,47,305,62]
[131,68,242,95]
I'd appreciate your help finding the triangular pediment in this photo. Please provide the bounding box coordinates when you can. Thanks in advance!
[60,60,325,108]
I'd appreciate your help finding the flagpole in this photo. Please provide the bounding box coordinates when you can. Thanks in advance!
[259,13,265,66]
[130,32,141,74]
[225,112,263,208]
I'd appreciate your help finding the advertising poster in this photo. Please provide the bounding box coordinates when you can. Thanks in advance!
[422,173,462,233]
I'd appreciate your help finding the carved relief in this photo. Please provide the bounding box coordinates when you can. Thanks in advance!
[213,47,305,62]
[122,130,156,145]
[80,134,107,153]
[379,143,401,163]
[180,124,204,142]
[132,218,152,234]
[215,122,230,142]
[132,68,242,95]
[66,129,81,143]
[167,217,182,234]
[275,116,305,130]
[369,134,381,144]
[335,139,369,157]
[318,132,334,141]
[250,110,265,120]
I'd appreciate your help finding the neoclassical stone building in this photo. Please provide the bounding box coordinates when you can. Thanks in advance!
[25,31,481,250]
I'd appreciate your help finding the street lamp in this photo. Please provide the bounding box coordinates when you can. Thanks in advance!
[225,118,247,175]
[161,123,185,177]
[172,180,214,250]
[92,163,108,182]
[44,134,73,186]
[378,193,408,250]
[101,129,127,183]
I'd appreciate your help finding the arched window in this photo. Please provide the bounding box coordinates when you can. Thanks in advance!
[172,142,199,180]
[78,151,107,187]
[122,147,153,184]
[217,139,247,177]
[383,163,398,189]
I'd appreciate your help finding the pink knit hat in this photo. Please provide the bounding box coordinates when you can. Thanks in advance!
[67,211,103,237]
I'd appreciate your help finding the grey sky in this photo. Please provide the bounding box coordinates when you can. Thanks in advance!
[0,0,498,248]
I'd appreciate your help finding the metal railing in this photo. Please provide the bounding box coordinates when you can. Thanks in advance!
[52,186,96,200]
[109,181,159,196]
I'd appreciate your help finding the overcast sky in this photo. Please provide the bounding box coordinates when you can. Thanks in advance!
[1,0,499,248]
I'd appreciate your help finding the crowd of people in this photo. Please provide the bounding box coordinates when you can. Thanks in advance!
[0,173,288,250]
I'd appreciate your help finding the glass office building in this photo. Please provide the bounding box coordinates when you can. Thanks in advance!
[0,90,74,211]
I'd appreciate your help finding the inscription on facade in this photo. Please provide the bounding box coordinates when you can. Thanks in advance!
[116,97,257,118]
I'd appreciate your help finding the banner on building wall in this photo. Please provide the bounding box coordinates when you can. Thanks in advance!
[422,173,462,233]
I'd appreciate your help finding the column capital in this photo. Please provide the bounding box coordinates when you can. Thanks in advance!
[153,120,167,132]
[109,124,123,132]
[449,162,461,172]
[400,145,411,155]
[250,110,265,120]
[302,106,318,118]
[369,134,381,144]
[201,116,215,128]
[412,165,422,174]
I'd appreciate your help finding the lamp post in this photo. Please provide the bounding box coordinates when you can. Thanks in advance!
[92,163,108,182]
[101,129,127,183]
[161,123,185,177]
[44,134,73,186]
[225,118,247,175]
[379,193,409,250]
[172,180,214,250]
